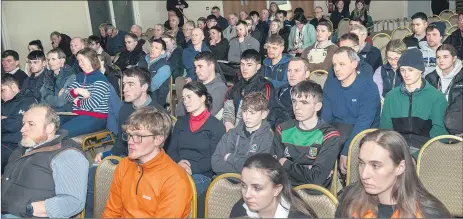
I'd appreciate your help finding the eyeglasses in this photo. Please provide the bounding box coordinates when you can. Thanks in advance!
[121,132,155,143]
[387,57,400,62]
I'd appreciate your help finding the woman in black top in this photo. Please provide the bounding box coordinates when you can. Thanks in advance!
[209,26,229,61]
[230,153,317,218]
[336,130,451,218]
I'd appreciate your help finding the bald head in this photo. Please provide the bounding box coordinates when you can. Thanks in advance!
[70,37,85,55]
[130,25,143,38]
[191,28,205,45]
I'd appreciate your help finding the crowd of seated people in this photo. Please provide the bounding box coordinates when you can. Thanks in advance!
[1,2,462,218]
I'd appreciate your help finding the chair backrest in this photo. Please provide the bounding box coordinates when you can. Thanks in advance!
[337,18,351,39]
[372,33,391,50]
[448,14,459,26]
[447,25,458,35]
[346,129,378,186]
[308,70,329,88]
[330,161,343,197]
[439,10,455,21]
[145,28,154,39]
[428,15,441,23]
[443,20,453,33]
[205,173,242,218]
[391,26,412,40]
[294,184,339,218]
[94,156,122,218]
[417,135,463,217]
[187,174,198,218]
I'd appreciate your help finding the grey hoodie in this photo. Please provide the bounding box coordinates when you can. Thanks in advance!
[419,41,438,77]
[435,59,463,100]
[212,120,274,174]
[175,74,228,117]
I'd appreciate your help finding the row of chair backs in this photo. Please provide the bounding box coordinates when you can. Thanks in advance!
[346,130,463,217]
[294,184,339,218]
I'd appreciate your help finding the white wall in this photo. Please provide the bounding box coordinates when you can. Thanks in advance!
[2,1,92,67]
[184,1,224,22]
[137,1,167,30]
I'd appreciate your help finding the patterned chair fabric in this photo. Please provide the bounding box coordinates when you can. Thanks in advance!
[205,173,242,218]
[308,70,329,88]
[94,156,122,218]
[346,129,378,186]
[294,184,339,218]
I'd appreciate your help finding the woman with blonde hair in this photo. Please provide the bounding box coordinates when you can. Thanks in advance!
[373,39,407,98]
[336,129,451,218]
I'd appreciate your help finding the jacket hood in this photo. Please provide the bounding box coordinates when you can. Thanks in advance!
[187,41,210,52]
[436,59,463,80]
[235,120,271,138]
[204,74,226,87]
[263,53,292,66]
[419,41,433,53]
[144,53,168,64]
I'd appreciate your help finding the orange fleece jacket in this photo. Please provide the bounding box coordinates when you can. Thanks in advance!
[101,149,192,218]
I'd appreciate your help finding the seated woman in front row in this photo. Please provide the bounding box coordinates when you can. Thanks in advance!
[336,129,451,218]
[230,153,317,218]
[167,81,225,195]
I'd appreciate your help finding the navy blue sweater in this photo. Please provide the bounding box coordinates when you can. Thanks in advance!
[321,74,381,156]
[166,114,226,178]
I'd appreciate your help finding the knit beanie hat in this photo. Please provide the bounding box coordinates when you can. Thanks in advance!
[398,48,425,72]
[429,21,446,37]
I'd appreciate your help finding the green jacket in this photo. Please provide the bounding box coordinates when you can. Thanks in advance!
[380,79,448,150]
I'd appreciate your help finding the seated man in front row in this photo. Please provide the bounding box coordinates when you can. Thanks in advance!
[272,80,341,188]
[102,107,192,218]
[1,104,88,218]
[212,92,274,174]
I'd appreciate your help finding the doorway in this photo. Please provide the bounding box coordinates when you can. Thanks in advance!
[87,0,135,35]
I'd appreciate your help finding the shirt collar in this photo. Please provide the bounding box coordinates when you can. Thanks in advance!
[243,197,290,218]
[7,67,19,74]
[133,96,152,109]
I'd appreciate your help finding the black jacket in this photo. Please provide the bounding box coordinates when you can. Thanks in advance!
[403,35,427,49]
[443,30,463,59]
[114,44,146,71]
[268,84,293,129]
[445,93,463,135]
[21,70,48,100]
[58,33,72,58]
[425,67,463,105]
[168,46,185,79]
[330,9,349,30]
[103,64,122,98]
[230,199,310,218]
[210,38,229,61]
[217,16,229,30]
[166,113,226,178]
[1,90,37,145]
[9,69,28,86]
[359,42,382,71]
[309,17,328,28]
[226,73,273,108]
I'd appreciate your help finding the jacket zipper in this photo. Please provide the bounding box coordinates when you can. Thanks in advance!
[408,93,413,144]
[135,160,144,195]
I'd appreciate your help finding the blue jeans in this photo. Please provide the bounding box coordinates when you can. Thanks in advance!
[61,115,106,138]
[85,165,98,218]
[192,174,211,195]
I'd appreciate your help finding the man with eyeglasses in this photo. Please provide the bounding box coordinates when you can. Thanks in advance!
[22,50,50,100]
[84,67,166,217]
[245,16,263,43]
[88,35,112,65]
[309,7,328,29]
[350,24,382,71]
[102,107,193,218]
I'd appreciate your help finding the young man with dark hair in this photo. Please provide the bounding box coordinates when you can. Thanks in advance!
[223,49,273,131]
[212,92,273,174]
[273,80,341,188]
[268,57,310,129]
[138,39,171,105]
[22,50,50,100]
[1,50,28,85]
[403,12,428,49]
[175,51,227,118]
[88,35,112,65]
[1,74,37,173]
[443,12,463,59]
[102,107,192,218]
[228,21,260,63]
[85,66,166,217]
[211,6,228,30]
[420,22,445,77]
[276,10,291,33]
[261,35,291,87]
[322,46,381,175]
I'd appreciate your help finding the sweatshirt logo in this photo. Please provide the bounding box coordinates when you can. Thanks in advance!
[307,147,318,159]
[352,99,357,102]
[284,147,291,157]
[142,195,151,200]
[250,144,258,153]
[18,110,25,115]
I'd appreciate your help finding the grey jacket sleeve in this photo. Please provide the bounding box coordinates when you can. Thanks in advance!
[211,131,238,174]
[226,130,274,171]
[223,99,236,124]
[44,75,76,107]
[45,149,89,218]
[209,84,227,116]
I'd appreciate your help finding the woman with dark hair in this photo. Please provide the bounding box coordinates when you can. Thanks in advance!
[336,130,451,218]
[288,13,316,57]
[114,33,146,71]
[230,153,318,218]
[209,26,229,60]
[350,0,373,29]
[167,81,226,195]
[28,40,44,52]
[268,2,279,21]
[62,48,110,138]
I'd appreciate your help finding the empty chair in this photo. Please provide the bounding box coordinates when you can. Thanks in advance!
[205,173,242,218]
[308,70,329,88]
[391,26,412,40]
[443,20,453,33]
[439,9,455,21]
[417,135,463,217]
[448,14,459,26]
[294,184,339,218]
[372,33,391,50]
[93,156,122,218]
[337,18,351,40]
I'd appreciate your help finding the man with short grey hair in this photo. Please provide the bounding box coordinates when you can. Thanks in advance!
[66,37,85,73]
[350,24,382,70]
[1,104,88,218]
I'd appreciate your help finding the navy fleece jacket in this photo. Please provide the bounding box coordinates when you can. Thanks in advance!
[321,74,381,156]
[182,42,211,81]
[261,54,291,88]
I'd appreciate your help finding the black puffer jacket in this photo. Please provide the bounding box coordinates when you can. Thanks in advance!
[426,66,463,104]
[114,43,146,71]
[443,30,463,59]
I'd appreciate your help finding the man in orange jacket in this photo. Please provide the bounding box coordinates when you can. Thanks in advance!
[102,107,192,218]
